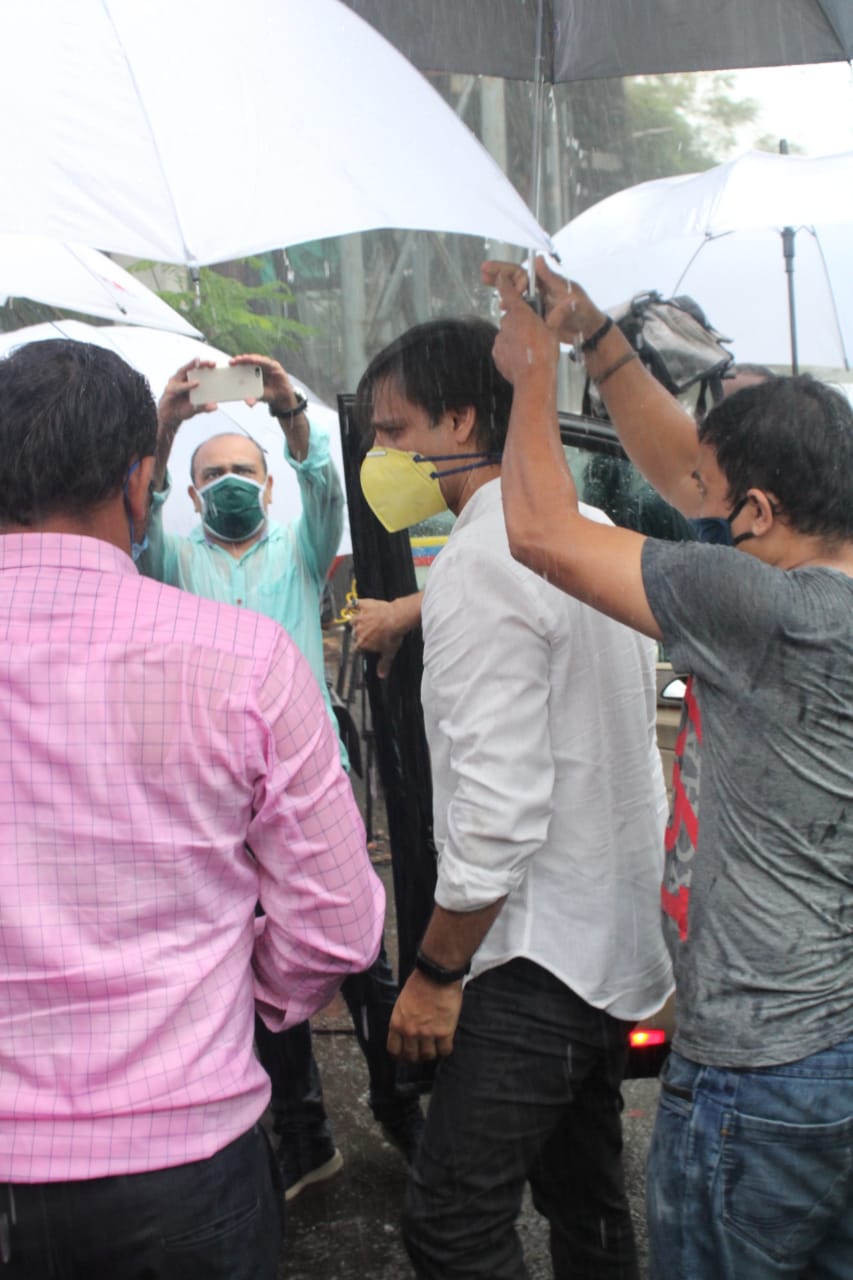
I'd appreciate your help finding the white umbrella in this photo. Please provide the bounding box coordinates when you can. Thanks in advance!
[550,150,853,371]
[0,0,551,266]
[0,321,351,554]
[0,235,200,335]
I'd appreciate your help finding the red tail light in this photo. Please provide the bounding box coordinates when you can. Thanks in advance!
[629,1028,667,1049]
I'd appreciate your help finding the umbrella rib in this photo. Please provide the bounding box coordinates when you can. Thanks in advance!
[810,227,851,371]
[66,245,128,316]
[671,233,727,294]
[818,0,853,57]
[100,0,194,266]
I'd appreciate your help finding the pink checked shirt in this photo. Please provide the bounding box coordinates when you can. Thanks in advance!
[0,533,384,1182]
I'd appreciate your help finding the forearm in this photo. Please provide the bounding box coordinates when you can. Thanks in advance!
[390,591,423,635]
[386,898,506,1061]
[291,429,345,578]
[503,367,661,637]
[271,403,310,462]
[502,364,578,574]
[152,413,181,490]
[582,326,702,515]
[419,899,506,971]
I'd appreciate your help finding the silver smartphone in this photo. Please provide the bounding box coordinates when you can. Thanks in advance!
[189,364,263,406]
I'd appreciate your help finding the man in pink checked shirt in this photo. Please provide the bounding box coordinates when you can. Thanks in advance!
[0,339,385,1280]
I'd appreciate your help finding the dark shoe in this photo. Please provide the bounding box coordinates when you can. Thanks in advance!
[377,1100,425,1164]
[278,1138,344,1202]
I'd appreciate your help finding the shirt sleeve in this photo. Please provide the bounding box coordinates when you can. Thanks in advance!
[426,544,557,913]
[247,630,384,1030]
[285,420,345,584]
[137,476,184,586]
[642,538,787,689]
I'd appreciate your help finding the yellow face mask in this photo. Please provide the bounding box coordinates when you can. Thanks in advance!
[360,447,448,532]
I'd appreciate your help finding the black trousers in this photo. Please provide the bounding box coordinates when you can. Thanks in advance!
[403,958,640,1280]
[0,1124,283,1280]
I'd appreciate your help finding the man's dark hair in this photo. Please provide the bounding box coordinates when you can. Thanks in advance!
[699,375,853,542]
[725,362,777,383]
[355,317,513,453]
[0,340,157,528]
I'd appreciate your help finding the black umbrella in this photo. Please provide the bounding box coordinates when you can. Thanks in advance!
[346,1,853,83]
[346,0,853,229]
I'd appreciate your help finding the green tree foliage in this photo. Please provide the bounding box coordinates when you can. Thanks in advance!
[623,73,761,183]
[146,258,314,356]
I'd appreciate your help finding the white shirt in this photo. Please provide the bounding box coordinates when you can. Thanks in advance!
[422,479,673,1021]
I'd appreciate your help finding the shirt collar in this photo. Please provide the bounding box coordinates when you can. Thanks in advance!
[450,475,502,539]
[0,531,139,576]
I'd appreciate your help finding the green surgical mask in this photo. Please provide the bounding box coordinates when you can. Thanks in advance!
[198,474,267,543]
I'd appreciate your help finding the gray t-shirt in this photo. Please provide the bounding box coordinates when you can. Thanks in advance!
[643,539,853,1068]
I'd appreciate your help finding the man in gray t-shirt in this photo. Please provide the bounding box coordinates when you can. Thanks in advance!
[485,257,853,1280]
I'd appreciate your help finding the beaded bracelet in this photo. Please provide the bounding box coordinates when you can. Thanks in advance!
[594,351,639,387]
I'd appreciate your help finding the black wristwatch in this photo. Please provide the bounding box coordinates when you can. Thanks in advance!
[268,393,308,419]
[414,947,471,985]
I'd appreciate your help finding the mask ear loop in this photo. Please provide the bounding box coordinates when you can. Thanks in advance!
[413,452,502,480]
[123,459,150,561]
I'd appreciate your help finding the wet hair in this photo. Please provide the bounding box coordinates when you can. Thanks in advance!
[699,375,853,542]
[725,362,777,383]
[354,317,513,453]
[189,432,268,486]
[0,340,157,527]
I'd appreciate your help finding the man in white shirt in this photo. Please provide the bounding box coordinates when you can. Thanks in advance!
[355,318,673,1280]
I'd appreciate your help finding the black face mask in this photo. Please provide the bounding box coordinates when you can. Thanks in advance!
[688,496,753,546]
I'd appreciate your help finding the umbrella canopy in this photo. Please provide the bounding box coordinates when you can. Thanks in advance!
[346,1,853,291]
[0,0,551,266]
[551,150,853,371]
[0,235,200,334]
[346,0,853,81]
[0,321,351,553]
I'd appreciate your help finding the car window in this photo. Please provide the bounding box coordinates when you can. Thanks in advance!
[409,429,693,591]
[566,445,695,542]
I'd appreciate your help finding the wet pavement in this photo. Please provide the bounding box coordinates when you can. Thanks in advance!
[274,864,661,1280]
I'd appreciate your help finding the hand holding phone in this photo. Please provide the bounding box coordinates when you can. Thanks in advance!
[189,364,263,406]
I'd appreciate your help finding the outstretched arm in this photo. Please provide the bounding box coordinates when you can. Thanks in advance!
[231,353,311,462]
[481,257,703,517]
[490,270,661,641]
[352,592,424,678]
[153,358,218,491]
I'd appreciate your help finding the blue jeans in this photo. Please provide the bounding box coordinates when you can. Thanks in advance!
[403,958,639,1280]
[0,1124,283,1279]
[647,1037,853,1279]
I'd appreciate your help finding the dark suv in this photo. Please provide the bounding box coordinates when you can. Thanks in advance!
[337,400,688,1076]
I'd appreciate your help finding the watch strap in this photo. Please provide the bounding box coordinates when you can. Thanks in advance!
[269,393,308,419]
[414,947,471,985]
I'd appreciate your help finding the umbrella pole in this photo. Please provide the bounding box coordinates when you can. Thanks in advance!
[528,0,547,298]
[781,226,799,375]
